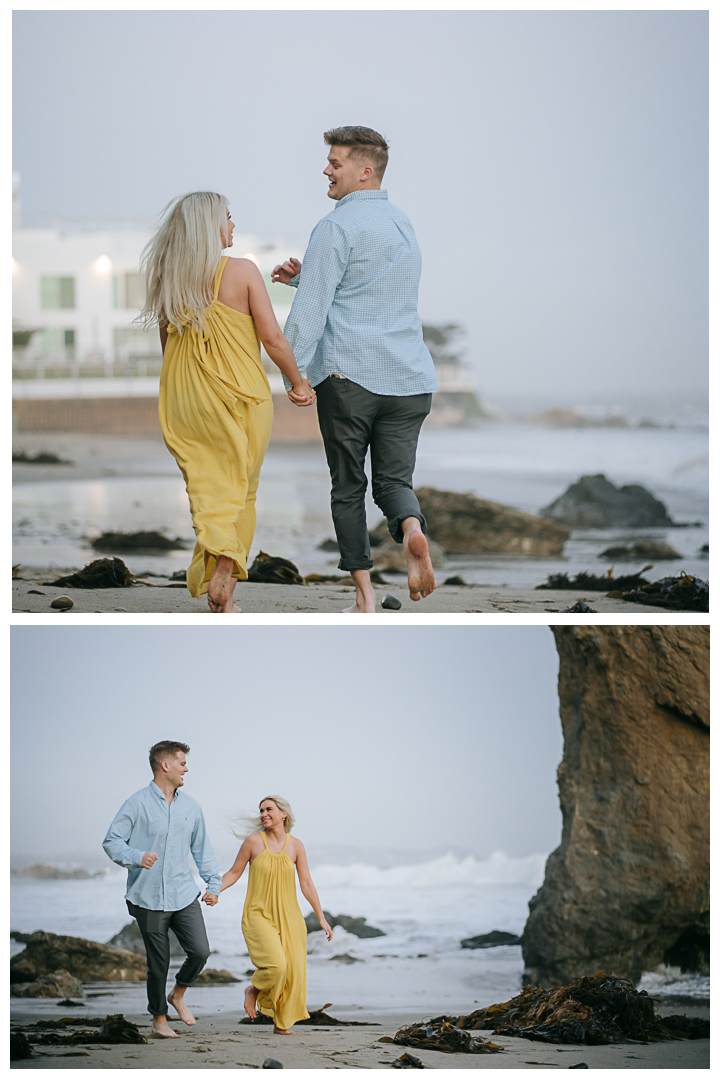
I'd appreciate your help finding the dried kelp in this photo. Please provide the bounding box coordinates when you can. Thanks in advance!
[393,1018,503,1054]
[20,1014,147,1045]
[561,601,598,613]
[537,569,652,592]
[44,558,134,589]
[447,975,710,1045]
[610,573,709,613]
[391,1051,426,1067]
[10,1032,34,1060]
[90,531,187,553]
[13,450,73,465]
[239,1003,375,1027]
[247,552,305,585]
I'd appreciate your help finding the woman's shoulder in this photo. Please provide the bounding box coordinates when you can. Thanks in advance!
[222,256,261,280]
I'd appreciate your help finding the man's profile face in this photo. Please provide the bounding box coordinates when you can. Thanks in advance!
[161,752,188,789]
[324,145,373,201]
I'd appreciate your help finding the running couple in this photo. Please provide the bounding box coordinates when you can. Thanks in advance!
[141,125,438,614]
[103,741,332,1036]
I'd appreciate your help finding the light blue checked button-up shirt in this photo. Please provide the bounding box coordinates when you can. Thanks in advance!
[102,782,221,911]
[282,189,438,397]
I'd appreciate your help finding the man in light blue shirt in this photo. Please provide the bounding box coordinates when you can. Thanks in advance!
[103,740,221,1037]
[273,126,438,612]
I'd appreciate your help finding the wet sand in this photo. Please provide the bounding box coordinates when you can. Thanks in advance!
[10,1005,710,1069]
[12,571,670,615]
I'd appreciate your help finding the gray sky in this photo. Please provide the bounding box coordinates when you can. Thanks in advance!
[13,9,707,401]
[11,625,562,868]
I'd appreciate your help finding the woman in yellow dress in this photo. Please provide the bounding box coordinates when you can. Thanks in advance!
[220,796,332,1034]
[139,192,315,612]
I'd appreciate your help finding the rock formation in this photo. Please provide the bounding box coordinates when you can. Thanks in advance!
[540,474,675,527]
[11,931,146,984]
[11,969,84,999]
[522,626,709,986]
[305,911,385,938]
[106,920,184,958]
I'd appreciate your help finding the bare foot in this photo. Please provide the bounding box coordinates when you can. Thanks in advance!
[273,1025,295,1035]
[244,984,259,1020]
[341,569,376,613]
[403,521,436,601]
[151,1016,180,1038]
[207,555,241,613]
[168,987,196,1026]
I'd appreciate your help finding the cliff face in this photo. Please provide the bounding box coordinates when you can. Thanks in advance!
[522,626,709,986]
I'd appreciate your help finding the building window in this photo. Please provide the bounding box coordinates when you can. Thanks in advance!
[40,276,75,309]
[40,328,76,356]
[113,272,145,309]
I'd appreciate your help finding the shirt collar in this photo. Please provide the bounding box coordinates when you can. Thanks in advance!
[335,189,388,208]
[150,781,178,801]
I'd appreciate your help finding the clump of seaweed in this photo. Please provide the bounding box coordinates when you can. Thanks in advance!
[239,1003,374,1027]
[16,1014,147,1046]
[13,450,73,465]
[90,531,188,553]
[247,552,305,585]
[440,974,710,1046]
[537,568,652,592]
[610,573,708,613]
[44,558,134,589]
[393,1018,503,1054]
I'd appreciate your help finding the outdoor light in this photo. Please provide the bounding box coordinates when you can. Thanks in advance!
[94,255,112,274]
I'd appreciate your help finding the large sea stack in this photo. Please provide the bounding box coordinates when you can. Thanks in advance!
[522,626,709,986]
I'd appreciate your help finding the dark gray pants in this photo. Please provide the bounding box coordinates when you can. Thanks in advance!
[316,376,432,571]
[128,897,210,1017]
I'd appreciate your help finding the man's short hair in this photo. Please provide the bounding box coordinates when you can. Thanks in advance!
[149,741,190,772]
[324,126,389,182]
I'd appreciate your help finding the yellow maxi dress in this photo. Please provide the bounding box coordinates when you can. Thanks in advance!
[159,256,274,599]
[242,833,310,1030]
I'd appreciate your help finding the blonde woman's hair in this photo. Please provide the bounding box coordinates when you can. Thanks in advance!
[230,795,296,840]
[138,191,229,334]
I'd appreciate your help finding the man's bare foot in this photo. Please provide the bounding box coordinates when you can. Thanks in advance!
[207,555,241,613]
[342,569,376,613]
[167,987,196,1026]
[273,1025,295,1035]
[151,1015,180,1038]
[244,984,259,1020]
[403,519,436,601]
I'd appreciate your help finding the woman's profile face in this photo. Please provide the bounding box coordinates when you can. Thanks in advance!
[222,209,235,248]
[259,800,285,829]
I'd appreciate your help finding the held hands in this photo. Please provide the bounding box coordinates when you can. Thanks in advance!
[319,916,333,942]
[288,377,316,408]
[202,892,219,906]
[141,852,158,869]
[271,257,301,285]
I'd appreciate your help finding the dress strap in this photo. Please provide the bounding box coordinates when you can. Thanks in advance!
[213,256,229,300]
[282,832,289,852]
[261,831,268,850]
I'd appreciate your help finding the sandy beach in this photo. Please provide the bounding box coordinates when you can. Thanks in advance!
[11,1002,710,1069]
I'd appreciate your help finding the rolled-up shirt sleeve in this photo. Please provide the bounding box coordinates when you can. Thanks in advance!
[102,800,146,869]
[282,219,351,386]
[190,810,222,895]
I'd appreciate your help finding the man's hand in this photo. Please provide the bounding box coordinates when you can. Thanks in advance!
[141,852,158,869]
[202,892,219,906]
[288,378,316,408]
[271,257,301,285]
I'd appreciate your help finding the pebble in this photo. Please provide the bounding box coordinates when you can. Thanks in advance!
[262,1059,284,1069]
[114,607,128,612]
[381,594,402,611]
[50,596,74,610]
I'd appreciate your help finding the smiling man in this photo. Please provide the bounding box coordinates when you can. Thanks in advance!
[273,126,438,612]
[102,741,221,1038]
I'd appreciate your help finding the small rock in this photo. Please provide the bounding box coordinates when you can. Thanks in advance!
[50,596,74,610]
[114,607,128,612]
[381,594,402,611]
[57,998,86,1006]
[541,474,674,528]
[329,953,363,964]
[461,930,522,949]
[392,1052,426,1068]
[443,575,467,586]
[599,540,680,561]
[170,569,187,581]
[317,538,339,551]
[11,969,84,999]
[262,1058,284,1068]
[568,1064,589,1069]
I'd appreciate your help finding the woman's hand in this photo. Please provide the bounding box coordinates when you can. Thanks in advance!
[288,378,316,407]
[319,916,333,942]
[271,257,301,284]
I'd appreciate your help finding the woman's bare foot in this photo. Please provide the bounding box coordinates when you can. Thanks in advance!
[403,519,436,601]
[273,1025,295,1035]
[167,986,196,1026]
[207,555,241,613]
[244,984,259,1019]
[342,569,376,613]
[151,1015,180,1038]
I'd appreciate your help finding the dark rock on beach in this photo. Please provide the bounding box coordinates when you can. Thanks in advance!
[10,1032,34,1060]
[414,487,570,556]
[12,863,98,880]
[522,627,709,986]
[304,911,386,938]
[11,969,84,999]
[195,968,241,984]
[90,530,188,553]
[461,931,522,949]
[247,551,305,585]
[599,540,681,561]
[13,450,73,465]
[106,920,184,958]
[11,931,146,984]
[540,474,675,528]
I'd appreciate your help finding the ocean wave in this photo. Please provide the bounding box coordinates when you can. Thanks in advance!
[311,851,547,890]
